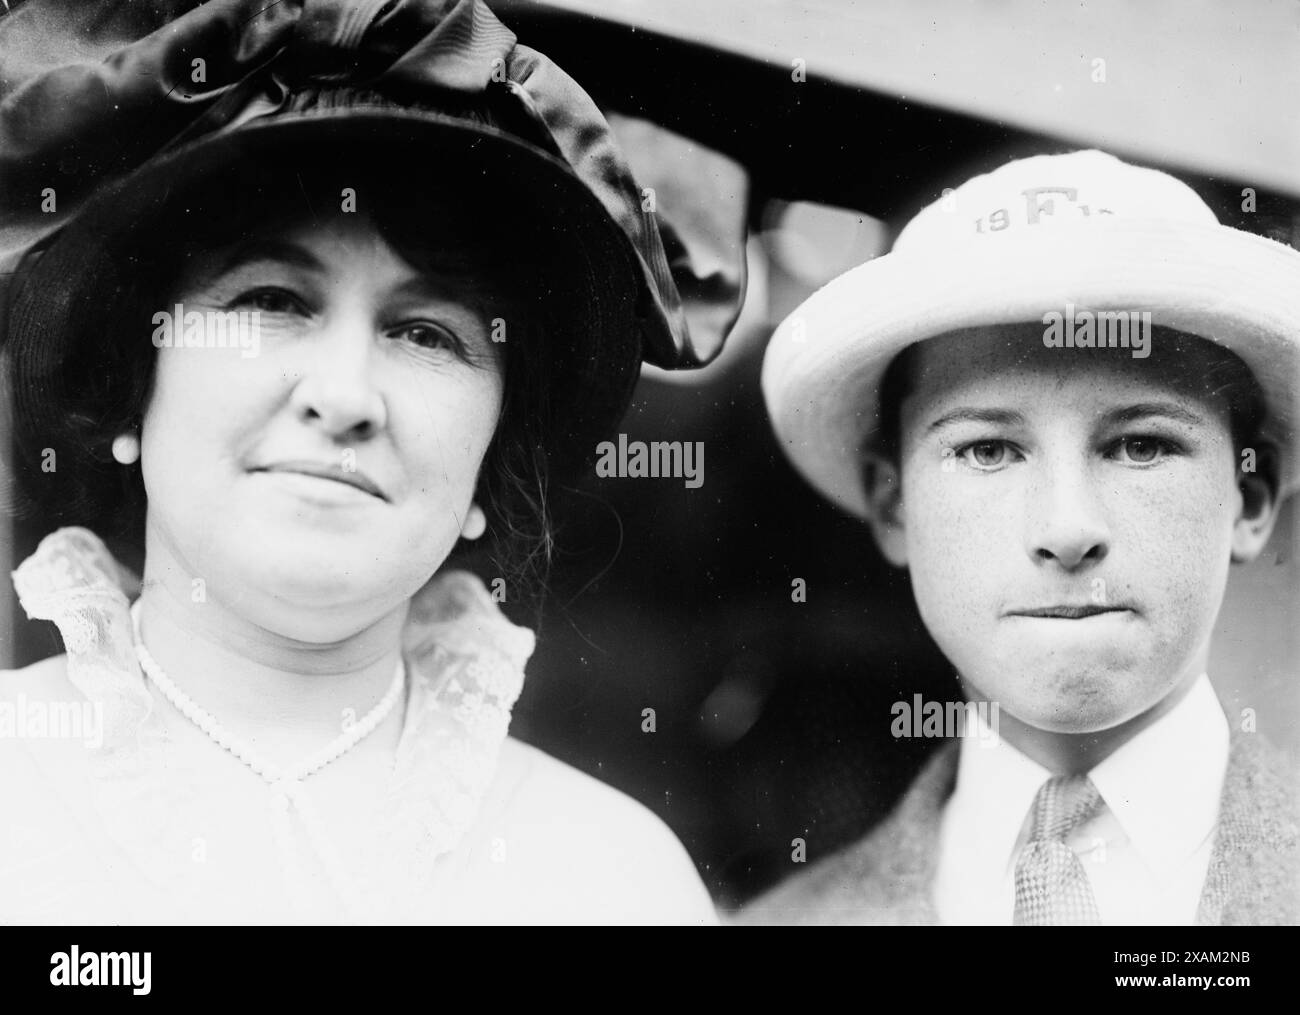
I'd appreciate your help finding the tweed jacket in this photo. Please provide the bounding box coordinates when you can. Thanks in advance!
[741,731,1300,925]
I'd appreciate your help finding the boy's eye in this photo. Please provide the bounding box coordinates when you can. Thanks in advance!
[229,287,305,315]
[955,439,1015,469]
[390,322,460,352]
[1111,436,1177,464]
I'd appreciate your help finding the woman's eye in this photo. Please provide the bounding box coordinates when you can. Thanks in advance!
[1112,436,1176,464]
[230,287,304,315]
[392,322,460,352]
[955,440,1013,469]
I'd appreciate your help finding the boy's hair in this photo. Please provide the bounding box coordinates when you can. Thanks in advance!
[869,324,1269,470]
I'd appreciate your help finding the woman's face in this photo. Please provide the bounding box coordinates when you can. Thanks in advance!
[140,211,506,640]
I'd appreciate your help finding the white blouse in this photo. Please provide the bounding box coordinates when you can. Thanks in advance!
[1,527,716,925]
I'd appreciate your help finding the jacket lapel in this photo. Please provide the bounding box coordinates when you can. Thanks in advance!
[739,742,957,924]
[745,729,1298,925]
[1196,731,1300,925]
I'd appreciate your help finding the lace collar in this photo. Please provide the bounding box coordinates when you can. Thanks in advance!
[10,526,536,921]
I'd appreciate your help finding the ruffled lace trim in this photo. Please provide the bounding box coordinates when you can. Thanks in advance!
[12,527,151,747]
[11,526,535,919]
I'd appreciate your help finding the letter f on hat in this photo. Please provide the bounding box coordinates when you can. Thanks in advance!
[1023,187,1079,224]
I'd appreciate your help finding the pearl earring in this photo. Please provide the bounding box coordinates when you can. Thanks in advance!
[111,432,141,465]
[460,504,487,541]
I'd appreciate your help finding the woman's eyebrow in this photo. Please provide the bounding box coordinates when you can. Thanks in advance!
[1102,402,1206,426]
[389,273,503,321]
[926,408,1026,433]
[214,238,323,276]
[390,273,479,300]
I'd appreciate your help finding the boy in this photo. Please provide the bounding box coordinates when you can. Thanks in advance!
[746,150,1300,925]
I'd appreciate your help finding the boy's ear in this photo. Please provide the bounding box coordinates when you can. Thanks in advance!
[860,450,908,567]
[1231,440,1283,563]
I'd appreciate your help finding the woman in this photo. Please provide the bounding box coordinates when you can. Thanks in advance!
[0,0,721,923]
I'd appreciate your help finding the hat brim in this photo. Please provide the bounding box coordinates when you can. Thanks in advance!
[763,218,1300,516]
[5,106,645,484]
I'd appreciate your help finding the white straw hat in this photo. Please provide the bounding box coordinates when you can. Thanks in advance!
[762,149,1300,516]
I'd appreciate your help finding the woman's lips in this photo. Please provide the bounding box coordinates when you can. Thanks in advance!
[252,461,386,500]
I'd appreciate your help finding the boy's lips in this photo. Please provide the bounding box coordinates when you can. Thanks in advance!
[1006,604,1134,619]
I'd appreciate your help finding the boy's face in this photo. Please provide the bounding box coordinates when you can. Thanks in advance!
[877,328,1272,735]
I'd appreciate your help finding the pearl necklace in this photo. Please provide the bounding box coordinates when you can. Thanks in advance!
[126,600,409,921]
[128,600,406,787]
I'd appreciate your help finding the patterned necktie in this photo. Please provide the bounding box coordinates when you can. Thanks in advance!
[1013,775,1104,925]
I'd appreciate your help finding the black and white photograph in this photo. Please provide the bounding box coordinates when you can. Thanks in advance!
[0,0,1296,991]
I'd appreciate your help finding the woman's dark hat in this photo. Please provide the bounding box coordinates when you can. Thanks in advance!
[0,0,733,492]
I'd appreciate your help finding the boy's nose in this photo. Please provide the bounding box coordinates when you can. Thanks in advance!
[1025,463,1110,569]
[288,319,387,441]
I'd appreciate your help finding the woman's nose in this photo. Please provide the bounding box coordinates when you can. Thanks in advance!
[288,316,387,440]
[1024,456,1111,570]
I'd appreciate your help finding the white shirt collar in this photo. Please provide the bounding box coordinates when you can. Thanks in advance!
[945,673,1228,879]
[945,706,1050,880]
[1089,673,1228,872]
